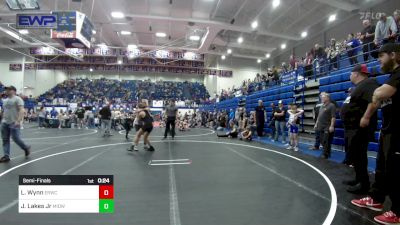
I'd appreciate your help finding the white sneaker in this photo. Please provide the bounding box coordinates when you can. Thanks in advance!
[144,145,149,150]
[286,146,293,150]
[284,143,290,147]
[294,147,299,152]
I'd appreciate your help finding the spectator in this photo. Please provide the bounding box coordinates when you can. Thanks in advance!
[255,100,266,137]
[217,120,238,138]
[340,88,353,165]
[344,64,379,194]
[38,106,46,129]
[314,44,327,76]
[327,38,339,70]
[273,100,287,143]
[374,13,398,46]
[239,126,253,141]
[315,93,336,159]
[394,10,400,42]
[268,103,276,138]
[50,107,58,119]
[360,19,376,62]
[99,104,112,137]
[346,33,361,65]
[309,94,324,150]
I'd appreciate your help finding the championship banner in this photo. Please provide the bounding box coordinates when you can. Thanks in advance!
[30,47,205,61]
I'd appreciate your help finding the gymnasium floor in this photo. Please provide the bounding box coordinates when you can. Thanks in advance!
[0,125,381,225]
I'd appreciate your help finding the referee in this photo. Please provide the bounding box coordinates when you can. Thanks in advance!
[352,43,400,224]
[163,100,178,140]
[342,64,379,194]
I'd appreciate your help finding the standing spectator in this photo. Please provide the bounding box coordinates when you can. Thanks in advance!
[346,33,361,65]
[268,103,276,138]
[343,64,379,194]
[310,94,323,150]
[273,100,287,143]
[314,44,327,76]
[0,86,31,163]
[327,38,339,70]
[163,100,178,139]
[75,105,85,129]
[99,104,112,137]
[374,13,398,46]
[315,93,336,159]
[351,43,400,225]
[255,100,266,137]
[50,107,58,118]
[340,88,353,165]
[394,10,400,42]
[57,109,64,129]
[38,106,46,129]
[360,19,376,62]
[84,108,95,129]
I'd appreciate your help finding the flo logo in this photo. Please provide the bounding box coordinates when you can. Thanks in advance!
[359,11,385,20]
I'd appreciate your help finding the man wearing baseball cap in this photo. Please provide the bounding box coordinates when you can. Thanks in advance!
[0,86,31,163]
[352,43,400,224]
[342,64,379,194]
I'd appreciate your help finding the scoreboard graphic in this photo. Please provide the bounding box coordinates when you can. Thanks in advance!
[18,175,114,213]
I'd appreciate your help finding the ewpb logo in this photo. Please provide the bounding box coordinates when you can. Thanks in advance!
[16,14,57,29]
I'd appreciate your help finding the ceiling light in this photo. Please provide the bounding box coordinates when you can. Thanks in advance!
[301,31,308,38]
[237,37,243,44]
[281,43,286,49]
[266,53,271,58]
[251,21,258,29]
[111,12,124,18]
[19,29,29,35]
[257,59,262,63]
[272,0,280,8]
[128,44,137,49]
[98,43,107,48]
[221,55,226,60]
[92,30,96,34]
[120,31,131,35]
[156,32,167,37]
[118,60,122,64]
[189,35,201,41]
[328,14,336,22]
[227,49,232,54]
[90,68,93,72]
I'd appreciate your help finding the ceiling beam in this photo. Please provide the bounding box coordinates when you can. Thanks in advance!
[210,0,223,19]
[121,14,301,40]
[315,0,358,12]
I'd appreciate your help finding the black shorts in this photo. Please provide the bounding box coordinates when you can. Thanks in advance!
[142,126,153,133]
[135,125,141,131]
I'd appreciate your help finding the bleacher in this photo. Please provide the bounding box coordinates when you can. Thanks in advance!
[319,60,390,152]
[246,85,295,135]
[215,97,240,112]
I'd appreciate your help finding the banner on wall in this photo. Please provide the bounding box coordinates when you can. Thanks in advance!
[30,47,205,61]
[280,71,297,85]
[9,64,22,71]
[23,63,233,77]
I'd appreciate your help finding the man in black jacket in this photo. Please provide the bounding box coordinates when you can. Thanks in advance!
[99,104,112,137]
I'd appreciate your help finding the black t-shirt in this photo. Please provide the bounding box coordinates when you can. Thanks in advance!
[381,67,400,134]
[273,107,287,122]
[75,108,85,119]
[361,25,376,44]
[343,78,379,129]
[255,106,265,123]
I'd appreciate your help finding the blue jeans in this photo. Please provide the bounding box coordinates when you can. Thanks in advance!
[274,120,286,142]
[38,117,45,127]
[1,123,29,157]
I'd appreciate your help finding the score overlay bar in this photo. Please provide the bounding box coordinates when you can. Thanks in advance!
[19,175,114,213]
